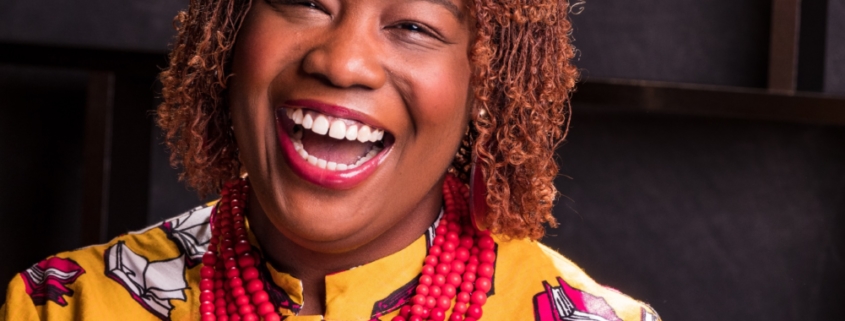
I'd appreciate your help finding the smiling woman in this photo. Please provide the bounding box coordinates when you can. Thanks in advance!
[1,0,660,320]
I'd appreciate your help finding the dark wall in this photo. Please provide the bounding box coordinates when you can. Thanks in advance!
[0,0,183,51]
[547,111,845,320]
[569,0,772,88]
[826,0,845,94]
[0,65,87,300]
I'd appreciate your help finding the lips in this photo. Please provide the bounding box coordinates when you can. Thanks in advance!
[274,99,394,189]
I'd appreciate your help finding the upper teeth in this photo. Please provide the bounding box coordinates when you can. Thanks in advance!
[286,108,385,143]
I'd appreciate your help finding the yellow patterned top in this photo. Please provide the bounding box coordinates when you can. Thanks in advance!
[1,204,660,321]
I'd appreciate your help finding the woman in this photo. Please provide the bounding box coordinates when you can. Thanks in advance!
[2,0,660,320]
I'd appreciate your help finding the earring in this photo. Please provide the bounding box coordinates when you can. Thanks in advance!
[469,153,489,233]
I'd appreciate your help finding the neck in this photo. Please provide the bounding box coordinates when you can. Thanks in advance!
[245,183,443,315]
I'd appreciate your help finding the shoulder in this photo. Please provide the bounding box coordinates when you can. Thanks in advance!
[1,204,215,321]
[487,236,661,321]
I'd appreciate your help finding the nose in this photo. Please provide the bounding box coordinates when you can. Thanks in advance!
[301,23,387,90]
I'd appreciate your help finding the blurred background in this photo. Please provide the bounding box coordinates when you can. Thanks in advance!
[1,0,843,319]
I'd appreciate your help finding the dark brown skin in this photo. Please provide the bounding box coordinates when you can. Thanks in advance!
[227,0,472,315]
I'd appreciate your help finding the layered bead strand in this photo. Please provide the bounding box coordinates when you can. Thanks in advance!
[199,175,494,321]
[200,180,280,321]
[392,175,496,321]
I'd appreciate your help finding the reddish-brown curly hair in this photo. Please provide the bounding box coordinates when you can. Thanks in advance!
[158,0,578,240]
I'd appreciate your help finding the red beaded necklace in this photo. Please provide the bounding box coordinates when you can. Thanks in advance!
[200,174,495,321]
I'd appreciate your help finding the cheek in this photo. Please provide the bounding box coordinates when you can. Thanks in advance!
[413,57,472,137]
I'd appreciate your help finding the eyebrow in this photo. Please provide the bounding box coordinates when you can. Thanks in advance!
[416,0,464,20]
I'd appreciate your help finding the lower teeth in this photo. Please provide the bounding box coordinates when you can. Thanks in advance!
[291,131,382,171]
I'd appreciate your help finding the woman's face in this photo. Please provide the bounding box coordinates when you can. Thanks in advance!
[229,0,472,252]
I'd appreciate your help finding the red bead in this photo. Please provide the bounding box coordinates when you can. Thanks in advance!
[466,304,483,319]
[442,284,456,298]
[447,273,462,287]
[201,291,215,302]
[454,301,468,313]
[426,296,437,308]
[202,313,216,321]
[442,241,457,252]
[415,284,429,296]
[460,281,474,293]
[411,304,424,316]
[412,294,426,306]
[479,249,496,264]
[430,286,442,298]
[462,271,476,283]
[457,292,470,303]
[400,305,411,317]
[435,226,448,235]
[393,317,407,321]
[257,301,274,315]
[409,316,423,321]
[471,291,487,305]
[449,313,463,321]
[228,277,243,289]
[434,274,446,286]
[242,266,259,281]
[235,295,249,306]
[440,252,455,263]
[231,286,245,298]
[437,296,451,309]
[459,237,474,249]
[478,263,494,278]
[425,255,439,266]
[203,253,218,266]
[436,263,451,275]
[475,277,492,293]
[446,231,460,242]
[240,313,257,321]
[477,235,495,250]
[419,275,433,285]
[263,313,280,321]
[235,240,251,255]
[237,303,253,315]
[225,267,239,279]
[246,279,263,293]
[201,266,216,278]
[429,308,446,321]
[422,265,435,276]
[200,279,214,291]
[430,245,442,256]
[201,303,215,313]
[237,254,255,268]
[465,263,477,274]
[451,261,465,274]
[433,236,445,245]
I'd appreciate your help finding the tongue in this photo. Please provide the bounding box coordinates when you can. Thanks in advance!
[301,130,374,165]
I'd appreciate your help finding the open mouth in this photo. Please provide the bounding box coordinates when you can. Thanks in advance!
[274,100,394,189]
[285,108,387,171]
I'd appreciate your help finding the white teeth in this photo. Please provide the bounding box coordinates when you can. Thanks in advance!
[317,159,327,169]
[307,155,319,165]
[292,109,304,124]
[328,120,347,139]
[337,163,348,171]
[327,161,337,170]
[357,126,371,143]
[312,115,329,135]
[345,125,358,141]
[302,114,314,129]
[371,129,383,142]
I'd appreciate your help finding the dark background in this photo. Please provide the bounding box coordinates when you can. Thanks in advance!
[1,0,844,320]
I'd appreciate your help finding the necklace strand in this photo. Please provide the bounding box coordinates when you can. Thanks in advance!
[199,175,494,321]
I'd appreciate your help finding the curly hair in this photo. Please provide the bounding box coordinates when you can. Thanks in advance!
[158,0,578,240]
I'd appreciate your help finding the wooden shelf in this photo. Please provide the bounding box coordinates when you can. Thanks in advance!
[573,78,845,125]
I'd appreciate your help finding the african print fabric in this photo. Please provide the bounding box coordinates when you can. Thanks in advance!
[1,204,660,321]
